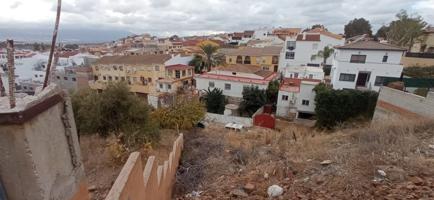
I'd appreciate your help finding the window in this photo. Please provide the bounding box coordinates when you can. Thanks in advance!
[287,41,296,50]
[168,70,173,76]
[282,95,289,101]
[94,76,98,80]
[182,70,186,76]
[232,72,237,75]
[119,66,123,71]
[339,73,356,82]
[272,56,278,64]
[34,75,38,78]
[294,73,299,78]
[285,52,295,59]
[175,70,180,79]
[244,56,251,64]
[209,81,215,88]
[229,58,232,63]
[168,84,172,90]
[108,76,112,81]
[302,100,310,106]
[155,65,160,71]
[148,78,152,83]
[236,56,243,64]
[64,77,68,80]
[113,66,117,70]
[382,55,388,63]
[309,74,313,79]
[262,66,269,70]
[115,76,119,81]
[57,76,60,80]
[39,75,43,77]
[121,77,126,81]
[103,76,107,80]
[188,69,192,76]
[350,55,366,63]
[72,78,76,81]
[225,83,231,90]
[374,76,389,86]
[159,84,163,89]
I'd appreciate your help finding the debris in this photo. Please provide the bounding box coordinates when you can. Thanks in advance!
[243,183,255,192]
[88,185,97,192]
[185,191,202,198]
[230,189,248,197]
[377,170,387,177]
[320,160,333,166]
[267,185,283,197]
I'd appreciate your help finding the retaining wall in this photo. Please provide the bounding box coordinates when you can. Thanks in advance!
[205,113,253,127]
[105,134,184,200]
[402,56,434,67]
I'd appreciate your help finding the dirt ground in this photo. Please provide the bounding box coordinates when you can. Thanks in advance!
[173,119,434,199]
[80,129,179,200]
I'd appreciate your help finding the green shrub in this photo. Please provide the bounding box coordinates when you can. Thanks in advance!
[239,85,267,116]
[314,83,378,129]
[203,88,225,114]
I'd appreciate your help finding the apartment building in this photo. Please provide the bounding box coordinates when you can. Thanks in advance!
[330,41,406,92]
[225,46,282,72]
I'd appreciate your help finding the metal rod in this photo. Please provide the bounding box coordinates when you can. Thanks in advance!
[6,40,16,108]
[43,0,62,89]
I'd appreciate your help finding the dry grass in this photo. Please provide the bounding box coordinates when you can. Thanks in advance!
[174,119,434,199]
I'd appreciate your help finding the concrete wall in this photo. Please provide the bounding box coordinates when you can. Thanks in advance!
[401,56,434,67]
[195,77,268,98]
[105,134,184,200]
[374,86,434,120]
[0,86,88,200]
[205,113,253,127]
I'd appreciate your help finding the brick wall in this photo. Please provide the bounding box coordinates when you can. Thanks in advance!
[105,134,184,200]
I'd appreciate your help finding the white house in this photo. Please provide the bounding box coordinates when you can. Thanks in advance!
[330,41,406,92]
[276,78,322,119]
[278,28,345,71]
[195,64,277,99]
[228,31,254,45]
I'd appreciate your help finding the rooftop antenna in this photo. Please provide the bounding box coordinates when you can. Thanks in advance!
[43,0,62,89]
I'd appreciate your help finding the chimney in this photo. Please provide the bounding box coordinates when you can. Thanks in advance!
[302,32,306,40]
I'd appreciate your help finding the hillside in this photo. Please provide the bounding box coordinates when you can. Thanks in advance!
[174,119,434,199]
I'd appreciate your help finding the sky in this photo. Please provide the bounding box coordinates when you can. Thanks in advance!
[0,0,433,37]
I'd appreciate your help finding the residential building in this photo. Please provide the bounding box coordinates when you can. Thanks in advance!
[272,28,302,40]
[53,67,93,91]
[224,46,282,72]
[276,66,324,119]
[278,28,345,70]
[89,54,172,98]
[195,64,277,100]
[228,31,254,45]
[411,26,434,53]
[330,41,406,92]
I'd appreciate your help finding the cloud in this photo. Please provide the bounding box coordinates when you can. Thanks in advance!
[2,0,434,37]
[10,1,22,9]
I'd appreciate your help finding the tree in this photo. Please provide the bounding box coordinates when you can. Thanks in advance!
[203,88,225,114]
[189,54,205,73]
[375,25,390,39]
[311,24,327,30]
[198,40,220,71]
[311,46,334,66]
[266,80,279,105]
[386,10,427,50]
[32,43,40,51]
[344,18,373,38]
[239,85,267,116]
[72,82,159,147]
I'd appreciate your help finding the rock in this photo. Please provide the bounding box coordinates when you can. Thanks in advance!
[267,185,283,197]
[264,172,269,179]
[243,183,255,192]
[231,189,248,197]
[88,185,97,192]
[320,160,332,166]
[377,170,387,177]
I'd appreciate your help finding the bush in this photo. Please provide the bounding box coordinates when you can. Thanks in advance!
[72,82,159,147]
[314,83,378,129]
[152,96,206,130]
[403,66,434,78]
[203,88,225,114]
[239,85,267,116]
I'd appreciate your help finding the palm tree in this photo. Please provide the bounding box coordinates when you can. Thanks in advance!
[198,41,220,71]
[386,10,427,51]
[311,46,334,66]
[203,88,225,114]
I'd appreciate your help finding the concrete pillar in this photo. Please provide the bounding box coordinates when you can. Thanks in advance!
[0,85,89,200]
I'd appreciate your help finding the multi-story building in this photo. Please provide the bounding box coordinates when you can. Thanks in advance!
[53,67,93,91]
[278,28,344,70]
[195,64,277,101]
[330,41,406,92]
[228,31,254,45]
[224,46,282,72]
[411,26,434,53]
[276,66,324,119]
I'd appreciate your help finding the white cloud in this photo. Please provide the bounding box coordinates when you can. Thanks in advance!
[0,0,433,36]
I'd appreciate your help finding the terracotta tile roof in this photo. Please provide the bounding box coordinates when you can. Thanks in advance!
[307,28,344,40]
[296,34,321,41]
[336,41,406,51]
[196,72,276,85]
[215,64,261,74]
[254,70,274,78]
[272,28,302,36]
[225,46,282,56]
[279,78,321,92]
[95,54,171,65]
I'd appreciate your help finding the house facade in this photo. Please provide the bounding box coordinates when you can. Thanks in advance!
[411,26,434,53]
[330,41,406,92]
[195,64,277,100]
[225,46,282,72]
[278,28,344,70]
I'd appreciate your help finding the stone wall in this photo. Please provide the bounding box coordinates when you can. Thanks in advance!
[105,134,184,200]
[374,86,434,120]
[0,85,88,200]
[205,113,253,127]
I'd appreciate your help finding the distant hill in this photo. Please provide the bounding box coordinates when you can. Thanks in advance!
[0,27,133,44]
